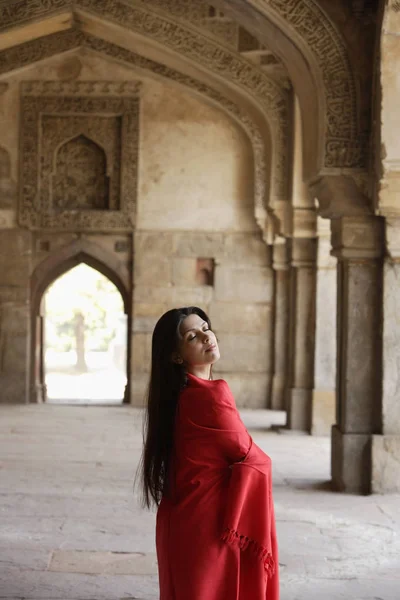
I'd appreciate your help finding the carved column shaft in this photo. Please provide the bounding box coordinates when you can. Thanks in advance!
[331,216,384,494]
[271,239,290,411]
[286,237,317,431]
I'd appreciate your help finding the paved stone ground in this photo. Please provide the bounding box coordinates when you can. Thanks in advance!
[0,405,399,600]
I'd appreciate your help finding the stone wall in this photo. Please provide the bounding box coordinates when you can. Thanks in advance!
[0,51,273,408]
[132,231,273,407]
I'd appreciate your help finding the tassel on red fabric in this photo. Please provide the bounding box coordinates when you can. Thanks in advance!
[221,527,275,577]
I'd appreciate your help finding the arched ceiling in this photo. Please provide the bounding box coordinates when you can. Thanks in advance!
[0,0,378,229]
[0,0,297,238]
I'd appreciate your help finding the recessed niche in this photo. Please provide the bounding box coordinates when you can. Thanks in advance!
[196,258,215,286]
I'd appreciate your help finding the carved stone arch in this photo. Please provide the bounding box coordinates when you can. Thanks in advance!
[31,238,130,310]
[210,0,363,178]
[30,238,131,403]
[51,133,110,212]
[0,2,292,227]
[52,131,110,176]
[0,0,364,178]
[0,32,279,233]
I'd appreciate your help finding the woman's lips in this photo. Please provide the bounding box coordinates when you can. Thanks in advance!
[205,343,217,352]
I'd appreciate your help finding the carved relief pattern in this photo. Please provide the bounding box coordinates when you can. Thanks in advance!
[264,0,365,168]
[19,82,139,231]
[0,1,289,200]
[0,146,16,209]
[1,30,269,218]
[0,0,363,168]
[52,135,109,211]
[41,115,121,212]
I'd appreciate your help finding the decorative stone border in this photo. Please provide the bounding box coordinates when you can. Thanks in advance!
[19,80,140,231]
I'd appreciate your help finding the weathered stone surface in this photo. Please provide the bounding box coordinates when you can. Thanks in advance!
[312,389,335,436]
[135,232,174,257]
[219,372,271,409]
[173,232,225,258]
[130,373,150,407]
[270,267,289,411]
[133,303,165,333]
[0,230,31,285]
[287,387,312,431]
[215,265,273,303]
[169,285,213,306]
[133,285,175,304]
[131,333,152,373]
[0,373,27,403]
[208,302,271,334]
[314,266,336,391]
[217,333,270,372]
[331,426,371,494]
[1,405,400,600]
[382,262,400,434]
[134,256,172,286]
[171,257,197,286]
[0,208,16,228]
[372,435,400,493]
[223,233,270,266]
[1,334,27,371]
[49,549,158,575]
[338,261,382,433]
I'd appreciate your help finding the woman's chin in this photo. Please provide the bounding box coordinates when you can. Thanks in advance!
[209,352,220,364]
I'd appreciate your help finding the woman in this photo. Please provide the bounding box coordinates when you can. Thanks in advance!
[138,306,279,600]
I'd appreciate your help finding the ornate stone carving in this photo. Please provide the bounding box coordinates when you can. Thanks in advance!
[248,0,364,168]
[57,56,82,80]
[0,146,16,209]
[0,1,290,204]
[1,31,272,225]
[0,0,363,167]
[19,80,140,231]
[52,135,109,212]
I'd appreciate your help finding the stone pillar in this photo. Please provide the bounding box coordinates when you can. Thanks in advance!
[331,216,384,494]
[0,230,31,404]
[371,218,400,492]
[312,217,337,435]
[286,237,317,431]
[271,238,289,410]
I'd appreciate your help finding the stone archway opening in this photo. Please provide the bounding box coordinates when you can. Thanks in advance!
[36,262,128,405]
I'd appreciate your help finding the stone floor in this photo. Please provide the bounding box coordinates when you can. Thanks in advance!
[0,405,399,600]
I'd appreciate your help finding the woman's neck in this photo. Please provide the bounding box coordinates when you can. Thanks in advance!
[187,365,212,380]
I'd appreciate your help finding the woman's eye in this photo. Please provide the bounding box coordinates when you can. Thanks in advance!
[188,335,196,341]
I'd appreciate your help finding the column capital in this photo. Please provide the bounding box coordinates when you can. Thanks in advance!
[291,237,317,268]
[272,237,290,271]
[292,207,317,239]
[310,174,372,220]
[385,217,400,260]
[331,216,385,260]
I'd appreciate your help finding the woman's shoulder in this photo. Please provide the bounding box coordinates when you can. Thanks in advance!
[181,374,234,405]
[184,373,229,392]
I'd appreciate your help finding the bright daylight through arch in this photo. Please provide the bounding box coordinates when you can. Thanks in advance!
[43,263,127,404]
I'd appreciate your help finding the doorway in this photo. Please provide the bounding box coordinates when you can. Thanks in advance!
[40,263,127,404]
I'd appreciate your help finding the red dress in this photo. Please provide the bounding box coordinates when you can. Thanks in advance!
[156,373,279,600]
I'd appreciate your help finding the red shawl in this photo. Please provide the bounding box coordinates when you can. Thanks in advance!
[156,373,279,600]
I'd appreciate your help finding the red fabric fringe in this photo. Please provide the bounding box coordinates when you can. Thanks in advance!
[221,527,275,577]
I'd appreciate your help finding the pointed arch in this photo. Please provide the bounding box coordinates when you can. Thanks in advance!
[30,239,131,403]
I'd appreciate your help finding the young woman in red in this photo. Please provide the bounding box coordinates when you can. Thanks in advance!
[139,307,279,600]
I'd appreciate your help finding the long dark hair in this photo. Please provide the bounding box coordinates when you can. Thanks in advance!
[137,306,211,509]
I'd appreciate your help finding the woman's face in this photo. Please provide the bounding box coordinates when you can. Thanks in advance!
[177,313,220,368]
